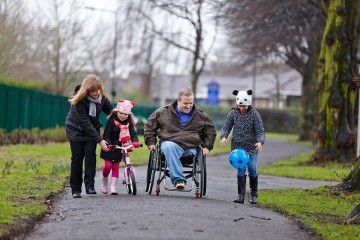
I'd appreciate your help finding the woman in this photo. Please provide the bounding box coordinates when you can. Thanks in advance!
[65,74,113,198]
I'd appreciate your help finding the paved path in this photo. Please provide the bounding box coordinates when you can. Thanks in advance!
[25,139,336,240]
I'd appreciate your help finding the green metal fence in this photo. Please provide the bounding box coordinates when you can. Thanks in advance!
[0,84,159,133]
[0,84,70,132]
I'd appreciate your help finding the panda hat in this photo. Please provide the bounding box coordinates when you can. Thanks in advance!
[233,89,253,105]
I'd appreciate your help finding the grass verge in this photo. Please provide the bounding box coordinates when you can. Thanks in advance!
[258,133,359,240]
[259,187,360,240]
[259,151,351,181]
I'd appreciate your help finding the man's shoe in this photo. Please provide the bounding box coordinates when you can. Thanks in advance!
[86,188,97,194]
[72,192,81,198]
[175,180,185,190]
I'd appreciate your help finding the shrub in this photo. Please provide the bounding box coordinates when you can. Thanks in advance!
[0,126,67,146]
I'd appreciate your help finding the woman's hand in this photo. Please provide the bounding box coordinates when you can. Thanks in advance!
[220,138,227,147]
[99,140,109,152]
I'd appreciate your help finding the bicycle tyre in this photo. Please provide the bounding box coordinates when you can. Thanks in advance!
[129,171,137,195]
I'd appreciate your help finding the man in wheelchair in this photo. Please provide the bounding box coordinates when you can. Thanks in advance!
[144,88,217,189]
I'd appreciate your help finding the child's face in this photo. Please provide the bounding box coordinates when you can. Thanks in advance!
[117,111,129,121]
[237,105,248,112]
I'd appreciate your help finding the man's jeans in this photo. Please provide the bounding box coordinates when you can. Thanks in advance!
[161,141,197,186]
[237,153,258,178]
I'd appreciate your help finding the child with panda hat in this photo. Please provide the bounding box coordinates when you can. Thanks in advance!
[220,90,265,204]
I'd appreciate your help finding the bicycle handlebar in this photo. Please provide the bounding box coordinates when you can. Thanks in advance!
[107,143,143,151]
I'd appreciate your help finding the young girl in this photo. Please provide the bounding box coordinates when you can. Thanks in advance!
[65,74,113,198]
[100,99,140,195]
[220,89,265,204]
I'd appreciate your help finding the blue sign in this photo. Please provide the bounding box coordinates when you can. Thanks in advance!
[206,81,220,106]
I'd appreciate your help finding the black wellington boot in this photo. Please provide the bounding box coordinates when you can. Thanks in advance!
[234,175,246,204]
[249,175,258,204]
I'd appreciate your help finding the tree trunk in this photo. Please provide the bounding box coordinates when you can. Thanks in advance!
[339,160,360,191]
[312,0,358,163]
[338,0,360,191]
[298,41,322,142]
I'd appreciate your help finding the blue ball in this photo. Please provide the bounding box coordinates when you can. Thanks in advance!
[229,148,249,169]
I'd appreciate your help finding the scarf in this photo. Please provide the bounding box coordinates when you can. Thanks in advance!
[86,93,102,117]
[113,119,133,153]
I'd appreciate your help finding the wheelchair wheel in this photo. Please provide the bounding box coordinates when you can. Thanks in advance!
[194,151,205,198]
[147,148,159,195]
[201,154,207,197]
[126,171,137,195]
[145,153,153,192]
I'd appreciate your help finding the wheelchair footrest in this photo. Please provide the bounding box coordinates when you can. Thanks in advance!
[164,186,193,192]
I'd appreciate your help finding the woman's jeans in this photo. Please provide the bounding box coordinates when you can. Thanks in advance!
[237,153,258,178]
[69,140,97,194]
[161,141,197,186]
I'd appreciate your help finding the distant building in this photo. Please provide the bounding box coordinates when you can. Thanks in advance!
[124,69,302,109]
[151,70,302,109]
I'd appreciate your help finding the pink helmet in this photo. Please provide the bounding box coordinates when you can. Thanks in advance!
[114,100,135,114]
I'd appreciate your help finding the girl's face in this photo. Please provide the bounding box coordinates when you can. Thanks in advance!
[116,111,129,121]
[88,89,100,99]
[237,105,248,113]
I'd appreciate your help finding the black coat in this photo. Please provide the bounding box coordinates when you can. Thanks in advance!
[100,115,139,162]
[65,97,113,143]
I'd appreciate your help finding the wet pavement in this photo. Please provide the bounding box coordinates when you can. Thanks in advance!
[25,139,336,240]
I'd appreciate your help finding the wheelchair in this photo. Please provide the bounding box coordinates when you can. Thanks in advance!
[145,143,207,198]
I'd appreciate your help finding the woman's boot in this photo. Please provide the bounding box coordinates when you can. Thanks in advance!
[234,175,246,204]
[101,176,108,194]
[111,177,118,195]
[249,175,258,204]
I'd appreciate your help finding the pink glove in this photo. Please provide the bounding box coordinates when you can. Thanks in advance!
[132,142,141,148]
[107,145,115,151]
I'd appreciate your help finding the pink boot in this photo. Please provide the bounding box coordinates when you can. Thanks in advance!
[111,177,118,195]
[101,176,108,194]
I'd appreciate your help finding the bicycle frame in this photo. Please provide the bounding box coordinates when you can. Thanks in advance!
[108,143,143,196]
[112,144,137,184]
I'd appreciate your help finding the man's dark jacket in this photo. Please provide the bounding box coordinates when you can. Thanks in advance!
[144,101,217,150]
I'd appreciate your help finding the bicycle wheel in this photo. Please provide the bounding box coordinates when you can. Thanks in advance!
[126,171,132,194]
[128,171,137,195]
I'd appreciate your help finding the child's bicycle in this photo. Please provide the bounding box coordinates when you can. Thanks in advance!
[107,143,142,195]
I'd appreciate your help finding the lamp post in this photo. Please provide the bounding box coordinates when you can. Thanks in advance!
[353,74,360,157]
[85,5,119,101]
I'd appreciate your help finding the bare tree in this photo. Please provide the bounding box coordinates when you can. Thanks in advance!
[143,0,220,97]
[0,0,34,79]
[219,0,326,140]
[32,0,94,94]
[123,1,171,99]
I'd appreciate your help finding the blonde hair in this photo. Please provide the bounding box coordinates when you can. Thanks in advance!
[69,74,107,105]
